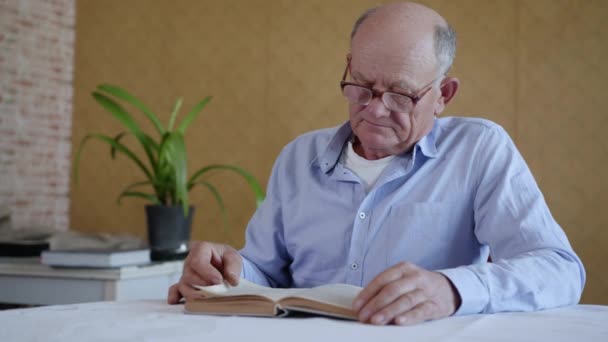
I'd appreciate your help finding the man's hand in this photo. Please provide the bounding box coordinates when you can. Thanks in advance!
[353,262,461,325]
[167,241,242,304]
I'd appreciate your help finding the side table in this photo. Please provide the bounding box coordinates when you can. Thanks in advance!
[0,257,182,305]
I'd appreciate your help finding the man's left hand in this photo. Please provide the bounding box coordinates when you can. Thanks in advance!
[353,262,461,325]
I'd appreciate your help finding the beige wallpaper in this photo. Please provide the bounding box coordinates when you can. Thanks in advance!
[71,0,608,304]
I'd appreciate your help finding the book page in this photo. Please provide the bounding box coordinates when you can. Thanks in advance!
[287,283,362,309]
[194,279,362,306]
[194,279,304,302]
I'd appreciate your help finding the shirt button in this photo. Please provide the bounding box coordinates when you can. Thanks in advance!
[358,212,366,220]
[350,263,358,270]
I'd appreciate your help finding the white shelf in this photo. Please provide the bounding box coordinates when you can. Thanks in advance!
[0,257,183,280]
[0,257,183,305]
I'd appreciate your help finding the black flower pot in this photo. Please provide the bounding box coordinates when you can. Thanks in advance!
[145,205,194,261]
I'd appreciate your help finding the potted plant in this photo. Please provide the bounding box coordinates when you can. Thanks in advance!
[74,84,265,261]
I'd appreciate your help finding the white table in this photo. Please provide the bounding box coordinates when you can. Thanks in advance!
[0,257,182,305]
[0,300,607,342]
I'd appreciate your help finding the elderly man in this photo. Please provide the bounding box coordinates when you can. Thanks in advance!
[168,2,585,325]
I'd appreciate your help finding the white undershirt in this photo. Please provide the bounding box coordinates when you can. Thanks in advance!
[341,140,395,192]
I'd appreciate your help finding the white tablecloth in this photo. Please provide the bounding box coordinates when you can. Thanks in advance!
[1,300,607,342]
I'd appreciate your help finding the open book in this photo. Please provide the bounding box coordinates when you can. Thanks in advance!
[185,279,362,320]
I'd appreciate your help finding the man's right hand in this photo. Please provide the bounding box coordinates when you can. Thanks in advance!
[167,241,242,304]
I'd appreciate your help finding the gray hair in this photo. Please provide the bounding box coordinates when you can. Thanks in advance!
[434,23,456,75]
[350,7,457,75]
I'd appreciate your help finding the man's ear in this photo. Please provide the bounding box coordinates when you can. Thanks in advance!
[435,77,459,115]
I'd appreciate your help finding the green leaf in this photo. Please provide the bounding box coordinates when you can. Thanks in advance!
[116,180,155,204]
[92,92,143,136]
[117,191,161,205]
[97,84,165,135]
[189,180,228,231]
[188,164,265,207]
[168,97,183,132]
[161,132,189,215]
[110,132,128,159]
[92,91,158,176]
[157,132,176,203]
[110,132,160,161]
[177,96,212,134]
[142,133,160,151]
[74,133,154,184]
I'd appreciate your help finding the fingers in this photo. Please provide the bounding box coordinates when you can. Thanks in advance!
[354,262,416,311]
[166,241,243,303]
[394,301,437,326]
[221,248,243,286]
[182,262,212,285]
[360,277,418,318]
[188,243,224,284]
[177,277,205,301]
[363,289,426,325]
[179,261,223,301]
[354,263,459,326]
[167,283,182,304]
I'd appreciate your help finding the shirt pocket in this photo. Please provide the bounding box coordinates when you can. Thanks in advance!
[383,201,459,270]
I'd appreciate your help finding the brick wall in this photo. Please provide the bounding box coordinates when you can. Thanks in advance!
[0,0,75,230]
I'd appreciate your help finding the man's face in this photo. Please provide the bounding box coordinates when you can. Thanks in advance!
[348,32,442,159]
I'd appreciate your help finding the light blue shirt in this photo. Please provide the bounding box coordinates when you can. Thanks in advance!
[239,117,585,315]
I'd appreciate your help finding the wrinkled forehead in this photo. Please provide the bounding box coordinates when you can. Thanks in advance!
[350,32,438,90]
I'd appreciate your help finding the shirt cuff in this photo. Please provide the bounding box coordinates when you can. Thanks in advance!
[437,266,489,316]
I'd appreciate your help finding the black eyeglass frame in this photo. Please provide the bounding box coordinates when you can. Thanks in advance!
[339,59,441,111]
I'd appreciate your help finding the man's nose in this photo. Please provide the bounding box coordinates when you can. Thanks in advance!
[364,95,391,118]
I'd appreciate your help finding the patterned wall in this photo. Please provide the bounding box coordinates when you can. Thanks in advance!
[71,0,608,304]
[0,0,74,231]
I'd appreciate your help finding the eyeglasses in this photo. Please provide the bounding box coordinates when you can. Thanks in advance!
[339,60,440,113]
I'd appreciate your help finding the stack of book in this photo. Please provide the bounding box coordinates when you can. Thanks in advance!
[41,248,151,268]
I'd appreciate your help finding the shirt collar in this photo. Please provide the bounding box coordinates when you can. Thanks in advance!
[316,120,439,173]
[416,119,439,159]
[316,122,353,173]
